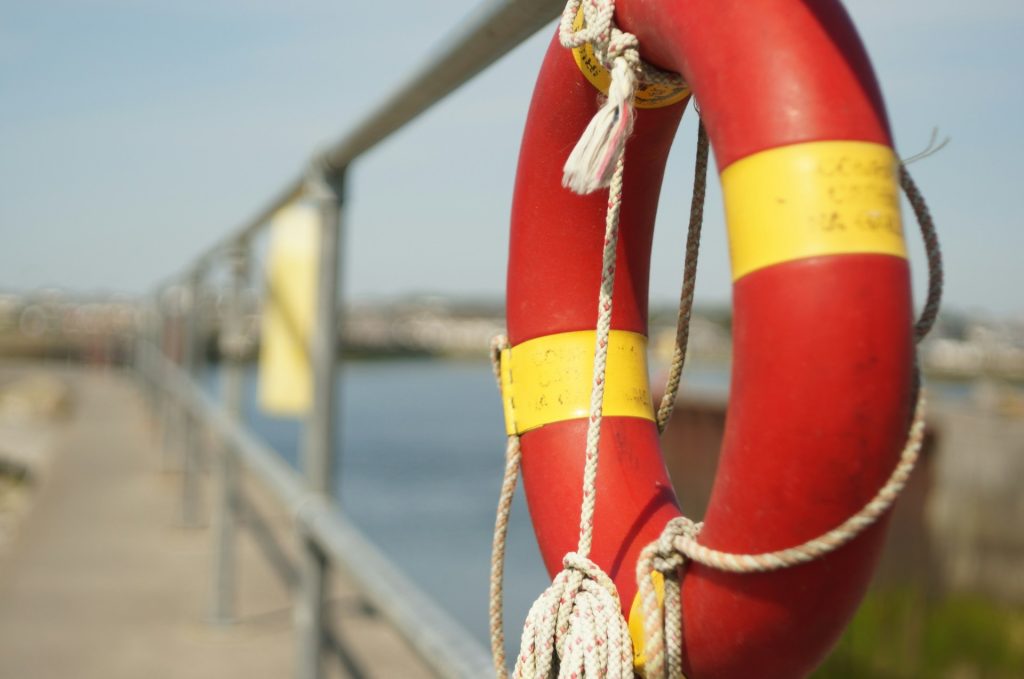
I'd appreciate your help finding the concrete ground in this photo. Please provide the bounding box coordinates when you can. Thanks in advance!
[0,364,433,679]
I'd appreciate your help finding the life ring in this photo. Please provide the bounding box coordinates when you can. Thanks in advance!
[500,1,914,677]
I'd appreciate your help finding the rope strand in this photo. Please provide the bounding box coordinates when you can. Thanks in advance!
[655,120,709,433]
[901,165,944,342]
[489,432,521,675]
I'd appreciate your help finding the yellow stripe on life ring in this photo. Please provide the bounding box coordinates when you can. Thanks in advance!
[569,7,690,109]
[722,141,907,281]
[499,330,654,436]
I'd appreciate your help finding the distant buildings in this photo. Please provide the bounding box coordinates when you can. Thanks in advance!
[2,289,1023,385]
[921,316,1024,381]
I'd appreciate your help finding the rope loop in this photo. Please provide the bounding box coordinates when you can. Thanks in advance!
[558,0,683,88]
[635,517,701,679]
[558,0,685,194]
[670,391,926,574]
[651,517,700,574]
[490,334,510,385]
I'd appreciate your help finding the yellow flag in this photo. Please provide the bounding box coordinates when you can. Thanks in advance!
[258,204,319,416]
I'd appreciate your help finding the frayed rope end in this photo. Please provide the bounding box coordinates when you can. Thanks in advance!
[562,59,637,195]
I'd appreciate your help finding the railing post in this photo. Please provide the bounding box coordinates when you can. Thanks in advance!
[146,299,163,410]
[151,300,165,405]
[133,301,147,388]
[210,243,249,624]
[158,292,179,471]
[140,303,157,430]
[295,166,345,679]
[181,269,205,528]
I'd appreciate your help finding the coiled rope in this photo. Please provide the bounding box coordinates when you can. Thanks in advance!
[489,1,944,676]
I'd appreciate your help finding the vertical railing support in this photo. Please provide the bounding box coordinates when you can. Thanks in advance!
[147,299,164,410]
[210,243,249,624]
[142,301,161,436]
[133,301,147,389]
[181,269,205,527]
[295,166,345,679]
[150,300,164,409]
[158,292,179,471]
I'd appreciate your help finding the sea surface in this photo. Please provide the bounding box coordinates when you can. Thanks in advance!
[200,358,972,656]
[199,358,735,653]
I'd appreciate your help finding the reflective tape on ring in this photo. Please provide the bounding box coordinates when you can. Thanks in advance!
[569,7,689,109]
[499,330,654,436]
[722,141,907,281]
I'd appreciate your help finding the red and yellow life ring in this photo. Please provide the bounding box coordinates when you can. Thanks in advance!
[500,1,914,676]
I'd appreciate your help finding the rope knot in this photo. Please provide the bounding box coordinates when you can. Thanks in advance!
[650,517,701,574]
[557,0,684,195]
[560,552,619,601]
[513,553,633,679]
[634,518,703,679]
[603,31,639,72]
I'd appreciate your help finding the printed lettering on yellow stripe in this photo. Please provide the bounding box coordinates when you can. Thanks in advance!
[722,141,907,281]
[499,330,654,436]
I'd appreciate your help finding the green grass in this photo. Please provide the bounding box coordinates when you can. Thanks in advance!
[815,587,1024,678]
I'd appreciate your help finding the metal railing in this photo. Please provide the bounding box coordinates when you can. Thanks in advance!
[134,2,562,677]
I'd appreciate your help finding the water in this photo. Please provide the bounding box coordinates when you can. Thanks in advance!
[200,358,974,657]
[204,359,555,651]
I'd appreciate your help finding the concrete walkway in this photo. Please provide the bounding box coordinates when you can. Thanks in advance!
[0,365,432,679]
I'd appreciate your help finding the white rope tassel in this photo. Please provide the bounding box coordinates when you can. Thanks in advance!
[558,0,643,195]
[562,60,637,194]
[514,553,633,679]
[557,0,685,194]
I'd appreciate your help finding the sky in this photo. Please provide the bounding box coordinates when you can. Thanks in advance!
[1,0,1022,318]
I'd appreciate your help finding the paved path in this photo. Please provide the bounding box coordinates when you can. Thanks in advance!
[0,365,432,679]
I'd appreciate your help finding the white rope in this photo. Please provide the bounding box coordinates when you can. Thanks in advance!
[676,392,925,572]
[489,419,521,674]
[559,0,685,195]
[488,336,531,677]
[635,518,698,679]
[655,121,708,433]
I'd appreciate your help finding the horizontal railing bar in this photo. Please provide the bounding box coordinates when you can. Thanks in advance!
[152,176,305,294]
[147,346,495,678]
[199,177,307,273]
[322,0,560,172]
[237,492,386,679]
[165,0,559,286]
[306,510,497,678]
